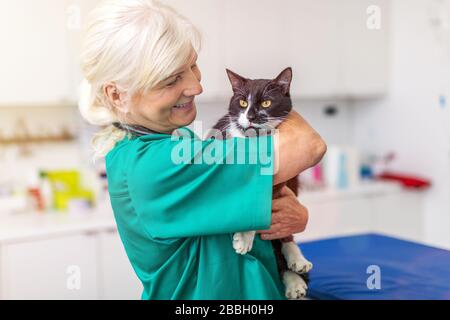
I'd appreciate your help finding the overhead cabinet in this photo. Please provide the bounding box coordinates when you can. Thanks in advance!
[0,0,389,105]
[167,0,390,100]
[0,0,101,106]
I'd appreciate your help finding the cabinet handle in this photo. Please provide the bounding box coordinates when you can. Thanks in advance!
[83,230,98,236]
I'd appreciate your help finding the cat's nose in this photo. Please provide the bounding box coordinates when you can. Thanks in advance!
[247,113,257,121]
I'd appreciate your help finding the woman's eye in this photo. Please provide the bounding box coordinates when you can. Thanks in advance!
[239,100,248,108]
[261,100,272,108]
[167,75,182,87]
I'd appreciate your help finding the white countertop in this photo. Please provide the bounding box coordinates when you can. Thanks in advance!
[299,180,404,203]
[0,204,117,244]
[0,181,405,245]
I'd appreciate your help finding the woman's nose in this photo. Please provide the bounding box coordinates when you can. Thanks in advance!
[183,72,203,97]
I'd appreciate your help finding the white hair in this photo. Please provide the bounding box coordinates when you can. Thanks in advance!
[78,0,202,162]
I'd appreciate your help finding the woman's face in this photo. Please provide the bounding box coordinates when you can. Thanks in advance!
[127,50,203,134]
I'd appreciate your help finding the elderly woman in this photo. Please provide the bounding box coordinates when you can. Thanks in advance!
[79,0,326,300]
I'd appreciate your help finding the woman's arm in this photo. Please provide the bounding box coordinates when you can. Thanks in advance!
[257,185,308,240]
[273,110,327,185]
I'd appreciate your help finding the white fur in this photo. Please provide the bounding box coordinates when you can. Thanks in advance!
[229,121,254,255]
[229,122,245,138]
[233,231,256,255]
[282,241,313,274]
[237,113,250,130]
[283,270,308,299]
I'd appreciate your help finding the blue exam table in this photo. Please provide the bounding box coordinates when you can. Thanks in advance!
[300,234,450,300]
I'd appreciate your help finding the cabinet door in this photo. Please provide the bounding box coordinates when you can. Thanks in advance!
[162,0,389,99]
[221,0,293,81]
[295,197,373,242]
[0,0,71,105]
[370,192,424,242]
[339,0,390,96]
[161,0,223,102]
[1,233,98,299]
[64,0,103,103]
[98,230,142,300]
[289,0,341,98]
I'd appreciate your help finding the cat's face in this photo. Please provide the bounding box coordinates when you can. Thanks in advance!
[226,67,293,132]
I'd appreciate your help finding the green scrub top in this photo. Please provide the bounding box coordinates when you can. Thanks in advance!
[105,127,286,300]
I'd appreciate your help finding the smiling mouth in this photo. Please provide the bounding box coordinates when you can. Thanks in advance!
[173,101,194,109]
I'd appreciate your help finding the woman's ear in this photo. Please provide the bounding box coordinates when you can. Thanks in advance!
[103,83,129,114]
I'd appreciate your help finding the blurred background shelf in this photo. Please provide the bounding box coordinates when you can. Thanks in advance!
[300,181,403,203]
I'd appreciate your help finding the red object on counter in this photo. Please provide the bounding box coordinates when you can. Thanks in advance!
[28,187,45,211]
[377,172,431,189]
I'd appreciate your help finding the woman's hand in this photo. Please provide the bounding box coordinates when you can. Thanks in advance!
[256,186,309,240]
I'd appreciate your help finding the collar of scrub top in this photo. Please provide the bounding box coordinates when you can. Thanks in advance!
[112,122,164,137]
[112,122,196,140]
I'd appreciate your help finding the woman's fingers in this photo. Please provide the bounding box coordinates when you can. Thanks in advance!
[257,223,282,234]
[280,185,296,197]
[259,189,309,240]
[258,226,291,240]
[271,198,285,212]
[272,186,296,211]
[260,232,282,240]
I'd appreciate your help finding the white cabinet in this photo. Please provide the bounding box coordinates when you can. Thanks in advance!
[289,0,390,98]
[369,192,423,241]
[0,0,102,106]
[339,0,390,96]
[0,228,142,300]
[98,229,142,300]
[64,0,103,103]
[0,0,389,105]
[295,197,373,241]
[295,189,424,243]
[0,233,99,299]
[165,0,390,100]
[162,0,224,101]
[0,0,71,106]
[221,0,292,80]
[288,0,342,98]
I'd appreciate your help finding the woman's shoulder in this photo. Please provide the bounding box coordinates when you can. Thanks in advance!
[105,126,198,171]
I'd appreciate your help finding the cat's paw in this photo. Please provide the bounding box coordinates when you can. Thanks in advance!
[233,231,256,255]
[283,270,308,300]
[288,257,313,274]
[282,242,313,274]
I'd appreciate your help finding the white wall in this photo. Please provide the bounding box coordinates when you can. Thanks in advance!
[353,0,450,248]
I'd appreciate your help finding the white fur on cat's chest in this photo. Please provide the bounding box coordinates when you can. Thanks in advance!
[228,122,245,138]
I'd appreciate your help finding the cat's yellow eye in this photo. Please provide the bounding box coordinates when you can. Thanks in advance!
[239,100,248,108]
[261,100,272,108]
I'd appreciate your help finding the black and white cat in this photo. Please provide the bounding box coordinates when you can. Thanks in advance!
[209,67,313,299]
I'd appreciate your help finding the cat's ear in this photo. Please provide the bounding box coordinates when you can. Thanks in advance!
[226,69,246,92]
[274,67,292,95]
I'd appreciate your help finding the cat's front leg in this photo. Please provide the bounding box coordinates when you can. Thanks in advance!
[233,231,256,255]
[282,241,313,274]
